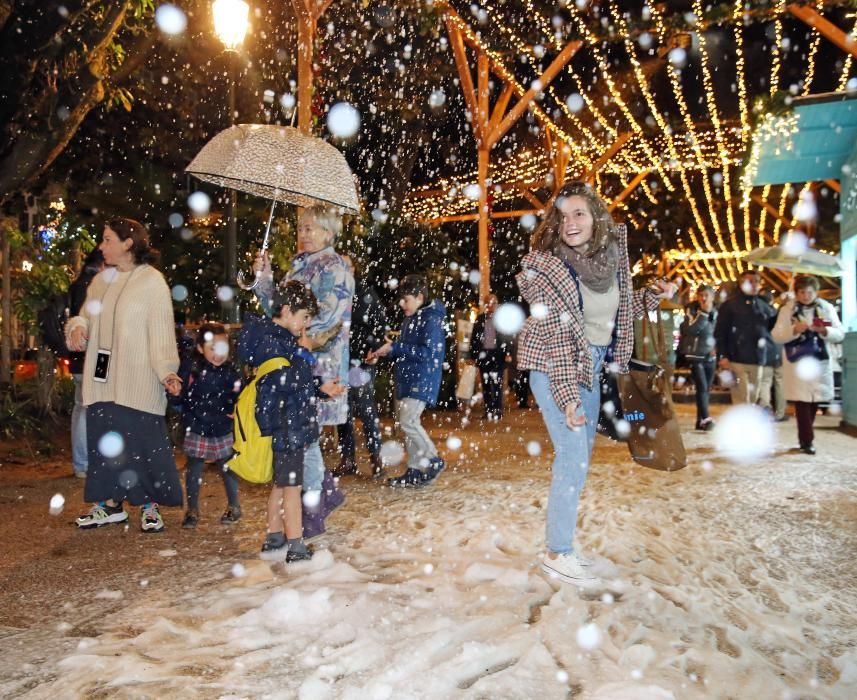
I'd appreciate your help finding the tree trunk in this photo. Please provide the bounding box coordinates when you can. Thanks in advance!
[0,220,11,387]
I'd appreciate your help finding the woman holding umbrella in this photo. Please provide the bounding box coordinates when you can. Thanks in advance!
[253,205,354,536]
[771,275,844,455]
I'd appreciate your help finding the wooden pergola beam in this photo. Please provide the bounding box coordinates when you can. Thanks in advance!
[825,178,841,193]
[787,4,857,60]
[422,208,539,225]
[487,39,581,149]
[750,194,793,230]
[582,133,633,182]
[445,19,481,142]
[608,170,650,212]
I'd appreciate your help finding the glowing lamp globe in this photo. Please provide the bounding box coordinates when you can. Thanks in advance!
[213,0,249,49]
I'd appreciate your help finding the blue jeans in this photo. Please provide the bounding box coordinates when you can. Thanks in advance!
[303,441,324,492]
[689,359,715,425]
[337,366,381,459]
[71,374,88,474]
[530,344,607,555]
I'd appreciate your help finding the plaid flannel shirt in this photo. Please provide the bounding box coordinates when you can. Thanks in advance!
[516,224,658,411]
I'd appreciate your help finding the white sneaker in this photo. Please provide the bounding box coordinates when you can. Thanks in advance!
[575,551,595,567]
[542,553,601,586]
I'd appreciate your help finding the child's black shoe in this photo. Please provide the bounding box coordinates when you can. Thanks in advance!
[260,532,288,561]
[387,468,424,488]
[181,510,199,529]
[220,506,241,524]
[286,544,314,563]
[420,457,446,485]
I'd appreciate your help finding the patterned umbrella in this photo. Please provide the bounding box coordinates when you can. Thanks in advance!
[186,124,359,212]
[186,124,360,288]
[745,246,844,277]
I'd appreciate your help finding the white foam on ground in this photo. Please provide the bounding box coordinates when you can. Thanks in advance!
[5,407,855,698]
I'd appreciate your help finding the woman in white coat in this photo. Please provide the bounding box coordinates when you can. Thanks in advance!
[771,275,844,455]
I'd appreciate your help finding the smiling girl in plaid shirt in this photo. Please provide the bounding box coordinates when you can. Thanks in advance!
[516,182,676,589]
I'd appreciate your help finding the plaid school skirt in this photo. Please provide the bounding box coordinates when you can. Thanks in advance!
[183,431,234,461]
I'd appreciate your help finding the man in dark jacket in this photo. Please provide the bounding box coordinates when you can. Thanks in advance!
[336,256,388,477]
[714,270,778,406]
[67,249,105,478]
[469,294,511,421]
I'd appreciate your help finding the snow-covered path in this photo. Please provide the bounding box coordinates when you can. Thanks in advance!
[2,406,855,699]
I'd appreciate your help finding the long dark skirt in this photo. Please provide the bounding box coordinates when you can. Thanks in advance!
[84,402,183,507]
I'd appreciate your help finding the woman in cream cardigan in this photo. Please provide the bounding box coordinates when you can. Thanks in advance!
[771,275,844,455]
[67,218,183,533]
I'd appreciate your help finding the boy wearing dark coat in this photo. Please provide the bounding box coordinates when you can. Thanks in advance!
[247,281,345,561]
[369,274,447,487]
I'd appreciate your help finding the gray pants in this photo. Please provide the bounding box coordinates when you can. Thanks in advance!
[729,362,762,405]
[758,365,786,419]
[397,398,438,471]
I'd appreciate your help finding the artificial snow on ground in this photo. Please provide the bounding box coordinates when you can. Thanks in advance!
[1,404,855,699]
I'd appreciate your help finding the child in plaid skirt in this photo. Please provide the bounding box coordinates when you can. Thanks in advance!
[177,323,243,528]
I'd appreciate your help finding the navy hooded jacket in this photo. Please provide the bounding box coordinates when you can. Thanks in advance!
[390,299,447,405]
[240,314,320,454]
[177,359,241,438]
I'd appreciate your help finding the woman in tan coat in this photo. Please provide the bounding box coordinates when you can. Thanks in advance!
[67,218,183,533]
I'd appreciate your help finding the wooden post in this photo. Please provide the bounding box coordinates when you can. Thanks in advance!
[293,0,333,135]
[477,146,490,303]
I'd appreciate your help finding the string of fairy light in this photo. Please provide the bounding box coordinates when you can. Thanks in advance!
[402,2,853,288]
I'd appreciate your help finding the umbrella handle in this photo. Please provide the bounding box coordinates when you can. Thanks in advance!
[235,200,278,291]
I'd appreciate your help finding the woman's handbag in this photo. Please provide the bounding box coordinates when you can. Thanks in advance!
[455,364,478,401]
[616,313,687,471]
[597,367,626,442]
[784,332,828,362]
[784,308,828,362]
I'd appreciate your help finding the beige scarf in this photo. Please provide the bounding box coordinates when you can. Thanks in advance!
[556,241,618,293]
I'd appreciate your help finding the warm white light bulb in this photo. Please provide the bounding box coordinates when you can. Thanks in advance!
[213,0,249,50]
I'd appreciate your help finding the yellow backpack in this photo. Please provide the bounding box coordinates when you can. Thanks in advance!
[226,356,290,484]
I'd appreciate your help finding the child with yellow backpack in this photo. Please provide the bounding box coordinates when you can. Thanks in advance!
[230,281,344,561]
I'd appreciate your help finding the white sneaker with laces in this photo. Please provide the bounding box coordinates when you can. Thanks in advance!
[75,502,128,529]
[141,503,165,533]
[575,551,595,567]
[542,552,601,586]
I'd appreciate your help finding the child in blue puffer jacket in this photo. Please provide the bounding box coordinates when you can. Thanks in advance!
[177,322,243,529]
[244,281,345,561]
[369,274,447,488]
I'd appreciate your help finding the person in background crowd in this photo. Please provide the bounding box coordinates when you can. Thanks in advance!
[516,181,675,590]
[771,275,844,455]
[469,294,510,421]
[758,288,787,421]
[67,218,183,533]
[67,248,105,478]
[678,284,718,431]
[714,269,778,406]
[336,255,387,478]
[509,327,531,409]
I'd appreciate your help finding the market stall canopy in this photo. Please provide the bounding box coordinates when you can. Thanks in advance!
[750,92,857,187]
[186,124,360,214]
[745,245,845,277]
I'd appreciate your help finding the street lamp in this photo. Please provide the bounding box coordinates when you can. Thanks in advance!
[212,0,249,323]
